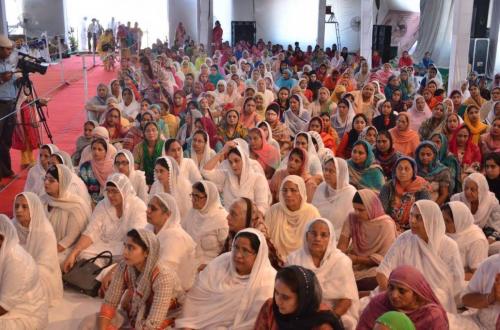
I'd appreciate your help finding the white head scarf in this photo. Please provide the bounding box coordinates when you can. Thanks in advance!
[331,99,356,136]
[12,192,63,306]
[149,193,197,291]
[189,130,216,170]
[183,180,229,238]
[451,173,499,228]
[287,218,360,326]
[257,120,281,152]
[308,130,334,163]
[175,228,276,329]
[113,149,148,202]
[0,213,19,268]
[149,156,191,218]
[284,94,311,135]
[407,95,432,131]
[279,131,322,176]
[312,157,356,239]
[25,144,59,195]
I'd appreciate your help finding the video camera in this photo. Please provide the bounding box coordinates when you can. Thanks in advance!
[17,52,48,75]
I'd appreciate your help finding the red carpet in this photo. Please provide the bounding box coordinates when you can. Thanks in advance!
[0,56,116,216]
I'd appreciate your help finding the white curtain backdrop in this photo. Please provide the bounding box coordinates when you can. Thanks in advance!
[413,0,454,67]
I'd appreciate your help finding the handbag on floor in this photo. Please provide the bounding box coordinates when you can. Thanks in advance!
[62,250,113,297]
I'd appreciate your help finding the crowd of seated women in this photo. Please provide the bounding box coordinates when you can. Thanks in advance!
[1,36,499,329]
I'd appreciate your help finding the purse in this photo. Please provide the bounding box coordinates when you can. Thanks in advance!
[62,250,113,297]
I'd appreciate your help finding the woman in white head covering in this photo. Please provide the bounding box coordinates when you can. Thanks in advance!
[113,149,148,203]
[163,138,202,185]
[121,87,140,122]
[12,192,63,306]
[63,173,147,272]
[175,228,276,329]
[312,157,356,239]
[442,201,488,280]
[149,156,192,218]
[50,150,92,208]
[287,218,359,329]
[147,193,197,291]
[331,99,356,140]
[203,141,272,214]
[0,215,48,329]
[407,95,432,131]
[265,175,320,258]
[183,180,229,269]
[24,143,59,196]
[257,120,281,154]
[188,130,217,170]
[377,200,465,312]
[39,164,91,263]
[460,254,500,330]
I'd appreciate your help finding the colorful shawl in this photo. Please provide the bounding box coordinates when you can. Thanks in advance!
[347,140,385,191]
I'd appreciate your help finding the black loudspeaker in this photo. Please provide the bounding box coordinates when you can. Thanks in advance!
[231,21,256,46]
[469,38,489,75]
[471,0,490,38]
[372,25,392,63]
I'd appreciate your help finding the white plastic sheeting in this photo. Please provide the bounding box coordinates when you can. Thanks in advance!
[448,0,473,91]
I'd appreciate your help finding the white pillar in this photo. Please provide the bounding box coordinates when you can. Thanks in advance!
[360,0,373,62]
[448,0,474,91]
[0,0,8,35]
[317,0,326,48]
[487,0,500,77]
[197,0,213,54]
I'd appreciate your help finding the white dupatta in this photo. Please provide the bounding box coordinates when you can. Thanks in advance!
[113,149,148,203]
[312,157,356,239]
[287,218,359,328]
[24,144,59,196]
[175,229,276,329]
[13,192,63,306]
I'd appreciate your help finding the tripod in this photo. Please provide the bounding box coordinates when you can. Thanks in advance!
[15,71,54,144]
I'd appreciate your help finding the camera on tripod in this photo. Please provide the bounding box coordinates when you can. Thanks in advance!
[17,52,48,76]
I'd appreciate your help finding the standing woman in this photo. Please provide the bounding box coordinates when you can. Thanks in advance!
[149,156,191,218]
[464,105,488,145]
[287,219,359,328]
[164,138,201,185]
[12,192,63,306]
[113,150,148,203]
[373,131,402,179]
[312,156,356,239]
[41,165,91,262]
[0,216,48,330]
[347,140,385,192]
[188,130,216,170]
[284,94,311,136]
[336,113,368,159]
[379,157,431,231]
[203,142,271,214]
[337,190,397,291]
[183,181,229,270]
[25,143,59,196]
[79,138,115,205]
[247,127,281,179]
[415,141,452,205]
[265,175,320,258]
[389,112,420,157]
[133,121,164,186]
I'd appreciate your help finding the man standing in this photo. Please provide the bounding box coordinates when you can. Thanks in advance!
[87,18,101,52]
[0,35,18,181]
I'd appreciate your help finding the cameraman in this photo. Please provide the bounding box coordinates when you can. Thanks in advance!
[0,35,17,180]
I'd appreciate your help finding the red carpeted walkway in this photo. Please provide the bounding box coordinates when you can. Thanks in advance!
[0,55,116,216]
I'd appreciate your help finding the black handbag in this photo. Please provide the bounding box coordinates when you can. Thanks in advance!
[62,250,113,297]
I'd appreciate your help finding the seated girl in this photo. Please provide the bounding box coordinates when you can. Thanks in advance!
[79,229,182,330]
[254,265,344,330]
